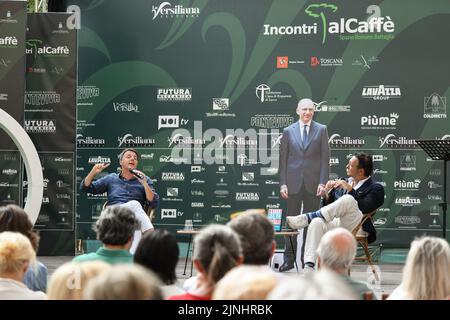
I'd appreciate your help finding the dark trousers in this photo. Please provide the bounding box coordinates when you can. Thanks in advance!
[284,186,320,268]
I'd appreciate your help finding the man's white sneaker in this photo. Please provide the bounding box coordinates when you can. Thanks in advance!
[286,214,309,230]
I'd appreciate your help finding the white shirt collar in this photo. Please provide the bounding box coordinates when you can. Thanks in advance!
[348,176,370,190]
[299,120,312,127]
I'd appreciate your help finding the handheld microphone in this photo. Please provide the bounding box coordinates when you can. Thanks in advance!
[129,168,144,179]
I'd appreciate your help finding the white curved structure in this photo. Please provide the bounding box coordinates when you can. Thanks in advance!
[0,108,43,225]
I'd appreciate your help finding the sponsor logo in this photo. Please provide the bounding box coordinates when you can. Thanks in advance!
[0,10,18,24]
[429,169,441,176]
[161,209,177,219]
[373,217,387,226]
[24,119,56,133]
[191,190,204,196]
[26,41,70,56]
[113,102,139,112]
[216,178,227,186]
[191,178,205,184]
[430,205,440,216]
[54,157,72,162]
[58,169,70,175]
[161,172,185,181]
[158,115,189,129]
[219,135,258,148]
[167,188,179,197]
[191,202,204,208]
[352,55,378,69]
[206,98,235,117]
[159,155,188,164]
[393,179,421,191]
[235,192,260,201]
[141,153,154,160]
[88,156,111,164]
[2,169,17,175]
[310,56,343,67]
[395,216,420,226]
[395,197,421,206]
[265,179,279,185]
[428,195,442,201]
[56,180,70,188]
[87,192,108,199]
[263,5,395,44]
[76,134,105,147]
[56,193,71,200]
[255,84,292,103]
[242,172,254,181]
[0,93,8,100]
[372,154,387,162]
[330,157,339,165]
[313,100,351,112]
[424,93,446,118]
[428,181,442,189]
[211,204,231,209]
[52,21,69,34]
[157,88,192,102]
[328,134,365,148]
[77,86,100,104]
[214,190,229,197]
[362,85,401,100]
[260,167,278,175]
[378,134,417,148]
[0,36,18,47]
[277,56,288,68]
[191,165,205,173]
[168,133,205,147]
[251,114,294,129]
[372,169,388,175]
[117,134,155,147]
[361,113,398,130]
[25,92,60,106]
[400,154,416,171]
[151,2,200,19]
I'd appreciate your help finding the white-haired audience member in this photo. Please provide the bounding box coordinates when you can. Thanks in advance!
[0,232,47,300]
[317,227,375,299]
[83,264,162,300]
[213,265,278,300]
[47,261,111,300]
[388,236,450,300]
[267,269,359,300]
[169,224,243,300]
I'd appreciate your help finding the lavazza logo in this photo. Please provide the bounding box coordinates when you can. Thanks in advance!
[255,84,292,103]
[157,88,192,102]
[395,196,421,206]
[362,85,401,100]
[361,113,398,130]
[24,119,56,133]
[151,2,200,19]
[88,156,111,164]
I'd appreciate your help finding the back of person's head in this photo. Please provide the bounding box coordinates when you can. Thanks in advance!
[0,231,35,275]
[213,265,278,300]
[402,236,450,300]
[267,270,359,300]
[228,210,274,265]
[47,261,111,300]
[83,264,163,300]
[354,152,373,177]
[0,205,39,251]
[134,229,179,285]
[94,205,140,246]
[317,227,356,272]
[194,224,242,286]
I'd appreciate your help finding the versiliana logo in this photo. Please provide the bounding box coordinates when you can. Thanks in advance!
[151,2,200,19]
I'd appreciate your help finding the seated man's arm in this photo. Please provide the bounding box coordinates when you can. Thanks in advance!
[348,183,385,214]
[80,163,110,194]
[143,177,159,208]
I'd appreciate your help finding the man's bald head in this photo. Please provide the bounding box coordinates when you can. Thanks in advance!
[317,228,357,272]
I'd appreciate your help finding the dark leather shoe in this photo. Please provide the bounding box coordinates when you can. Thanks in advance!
[278,262,294,272]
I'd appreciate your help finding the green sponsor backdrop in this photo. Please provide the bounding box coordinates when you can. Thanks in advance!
[60,0,449,250]
[24,13,77,255]
[0,0,27,209]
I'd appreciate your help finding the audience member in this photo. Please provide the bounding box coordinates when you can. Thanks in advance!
[134,229,184,298]
[83,264,162,300]
[213,265,278,300]
[47,261,111,300]
[73,205,139,264]
[0,232,47,299]
[169,224,243,300]
[388,236,450,300]
[317,227,375,299]
[267,269,359,300]
[0,204,48,292]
